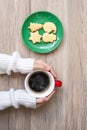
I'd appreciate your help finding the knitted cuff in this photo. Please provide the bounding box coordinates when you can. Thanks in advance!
[15,89,36,108]
[0,51,35,75]
[0,88,36,110]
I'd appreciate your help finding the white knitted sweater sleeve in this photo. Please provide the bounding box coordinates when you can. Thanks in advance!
[0,51,35,75]
[0,88,36,110]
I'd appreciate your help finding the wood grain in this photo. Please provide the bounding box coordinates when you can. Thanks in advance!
[0,0,87,130]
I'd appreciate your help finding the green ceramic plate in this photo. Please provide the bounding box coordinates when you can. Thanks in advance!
[21,11,64,53]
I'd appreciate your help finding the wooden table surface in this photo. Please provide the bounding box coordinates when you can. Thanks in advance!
[0,0,87,130]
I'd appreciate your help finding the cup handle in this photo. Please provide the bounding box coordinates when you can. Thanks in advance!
[55,80,62,87]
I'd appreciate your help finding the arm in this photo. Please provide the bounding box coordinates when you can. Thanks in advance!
[0,51,57,78]
[0,88,36,110]
[0,88,55,110]
[0,51,57,108]
[0,51,35,75]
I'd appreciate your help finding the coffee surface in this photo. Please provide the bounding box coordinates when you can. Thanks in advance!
[29,71,50,92]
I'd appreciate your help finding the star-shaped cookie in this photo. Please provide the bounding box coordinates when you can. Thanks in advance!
[29,31,42,43]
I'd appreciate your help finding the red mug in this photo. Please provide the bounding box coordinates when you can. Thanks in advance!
[55,80,62,87]
[25,70,62,98]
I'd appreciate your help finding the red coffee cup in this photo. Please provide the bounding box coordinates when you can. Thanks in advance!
[25,70,62,98]
[55,80,62,87]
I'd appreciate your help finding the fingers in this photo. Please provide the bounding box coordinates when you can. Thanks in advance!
[36,98,45,104]
[34,60,57,78]
[43,90,55,102]
[36,90,55,104]
[47,66,57,79]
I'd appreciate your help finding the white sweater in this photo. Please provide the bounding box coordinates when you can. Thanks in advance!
[0,51,36,110]
[0,51,35,75]
[0,89,36,110]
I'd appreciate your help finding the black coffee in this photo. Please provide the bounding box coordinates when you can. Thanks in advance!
[28,71,50,92]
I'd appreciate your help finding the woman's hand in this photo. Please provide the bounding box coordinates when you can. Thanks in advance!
[34,60,57,79]
[36,90,55,107]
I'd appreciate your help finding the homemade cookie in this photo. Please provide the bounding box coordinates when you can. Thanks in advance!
[42,33,56,42]
[29,31,42,43]
[43,22,56,33]
[28,23,43,32]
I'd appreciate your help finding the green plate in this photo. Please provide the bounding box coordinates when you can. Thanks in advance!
[21,11,64,53]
